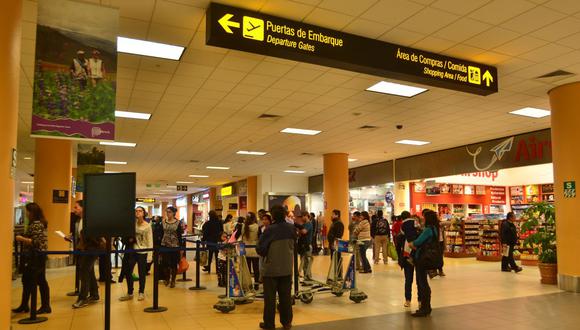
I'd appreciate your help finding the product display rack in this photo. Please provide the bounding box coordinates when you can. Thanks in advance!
[444,218,478,258]
[477,215,502,262]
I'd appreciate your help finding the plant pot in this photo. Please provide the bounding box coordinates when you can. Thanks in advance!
[538,262,557,285]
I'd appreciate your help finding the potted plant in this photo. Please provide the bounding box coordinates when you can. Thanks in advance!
[520,202,557,284]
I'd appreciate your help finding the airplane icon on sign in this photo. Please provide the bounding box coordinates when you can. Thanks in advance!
[246,21,261,32]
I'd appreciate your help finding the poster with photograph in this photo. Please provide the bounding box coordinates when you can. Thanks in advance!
[267,194,306,218]
[414,182,426,193]
[32,0,118,140]
[464,185,475,195]
[440,184,450,194]
[475,185,486,195]
[426,182,441,196]
[452,185,464,194]
[76,144,105,192]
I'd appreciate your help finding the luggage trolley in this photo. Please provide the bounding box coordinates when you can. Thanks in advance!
[214,243,256,313]
[296,239,368,304]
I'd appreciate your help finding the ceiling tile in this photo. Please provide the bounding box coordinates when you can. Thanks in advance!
[260,0,314,19]
[468,0,535,25]
[304,8,355,30]
[361,0,425,26]
[430,0,491,15]
[464,27,520,50]
[399,7,460,34]
[342,19,392,39]
[432,17,492,43]
[152,0,205,29]
[500,6,566,35]
[318,0,379,16]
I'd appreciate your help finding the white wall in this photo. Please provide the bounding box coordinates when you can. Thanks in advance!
[394,181,411,214]
[257,174,309,210]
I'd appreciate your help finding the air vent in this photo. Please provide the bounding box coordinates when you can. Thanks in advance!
[258,114,282,120]
[537,70,574,79]
[189,160,200,163]
[359,125,378,130]
[300,152,314,156]
[288,165,302,169]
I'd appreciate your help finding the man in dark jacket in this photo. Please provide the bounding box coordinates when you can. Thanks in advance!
[257,205,296,330]
[327,209,344,258]
[501,212,522,273]
[202,210,223,273]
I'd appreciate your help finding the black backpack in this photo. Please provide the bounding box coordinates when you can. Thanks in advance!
[415,227,443,270]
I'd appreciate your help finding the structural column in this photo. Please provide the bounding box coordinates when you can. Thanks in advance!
[247,176,258,214]
[209,187,218,211]
[35,138,73,267]
[186,194,193,233]
[161,201,169,219]
[548,82,580,292]
[323,153,349,239]
[0,0,22,326]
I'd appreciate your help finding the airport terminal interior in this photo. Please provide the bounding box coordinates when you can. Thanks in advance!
[2,0,580,329]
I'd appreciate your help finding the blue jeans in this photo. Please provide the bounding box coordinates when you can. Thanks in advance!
[359,240,371,272]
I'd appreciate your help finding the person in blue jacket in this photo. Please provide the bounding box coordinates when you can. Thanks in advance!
[409,210,439,317]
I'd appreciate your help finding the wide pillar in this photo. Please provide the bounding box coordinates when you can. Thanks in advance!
[247,176,258,214]
[548,82,580,292]
[35,139,73,267]
[323,153,349,239]
[161,201,169,219]
[0,0,22,326]
[186,194,193,233]
[209,187,218,211]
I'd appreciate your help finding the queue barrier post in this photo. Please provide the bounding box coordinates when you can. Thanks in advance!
[144,247,168,313]
[189,240,206,291]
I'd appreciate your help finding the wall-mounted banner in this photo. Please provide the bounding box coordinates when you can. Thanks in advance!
[266,194,306,217]
[32,0,118,140]
[76,144,105,192]
[206,3,498,96]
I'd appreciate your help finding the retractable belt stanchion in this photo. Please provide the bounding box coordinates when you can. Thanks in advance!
[294,241,299,298]
[18,262,48,324]
[113,237,120,269]
[189,240,206,291]
[144,247,168,313]
[104,238,112,330]
[177,237,192,283]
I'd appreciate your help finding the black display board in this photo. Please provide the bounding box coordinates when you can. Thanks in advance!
[83,173,136,238]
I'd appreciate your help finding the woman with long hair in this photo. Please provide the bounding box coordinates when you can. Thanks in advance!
[13,203,51,314]
[161,206,183,288]
[354,211,372,274]
[409,210,440,317]
[242,212,260,290]
[119,207,153,301]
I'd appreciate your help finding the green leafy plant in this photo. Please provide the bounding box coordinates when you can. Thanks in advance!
[520,202,556,264]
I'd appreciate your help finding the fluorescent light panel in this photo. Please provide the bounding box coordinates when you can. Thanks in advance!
[189,175,209,178]
[206,166,230,170]
[348,158,358,162]
[509,107,551,118]
[117,36,184,60]
[23,157,32,160]
[115,110,151,120]
[281,128,321,136]
[237,150,267,156]
[105,161,127,165]
[284,170,305,174]
[396,140,430,146]
[100,141,137,147]
[105,171,120,174]
[176,181,194,184]
[366,81,427,97]
[21,181,34,184]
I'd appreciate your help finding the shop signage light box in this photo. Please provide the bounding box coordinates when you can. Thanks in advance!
[206,3,498,95]
[221,186,233,196]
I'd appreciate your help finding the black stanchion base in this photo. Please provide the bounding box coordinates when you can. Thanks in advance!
[66,291,79,297]
[177,278,192,282]
[18,317,48,324]
[189,286,207,291]
[143,306,168,313]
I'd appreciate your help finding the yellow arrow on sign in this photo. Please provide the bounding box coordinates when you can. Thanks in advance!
[218,13,240,34]
[482,70,493,87]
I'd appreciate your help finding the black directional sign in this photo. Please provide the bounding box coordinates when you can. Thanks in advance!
[206,3,498,96]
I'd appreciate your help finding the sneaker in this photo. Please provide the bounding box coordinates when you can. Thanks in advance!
[501,269,512,272]
[119,294,133,301]
[514,267,523,273]
[404,300,411,308]
[283,323,292,330]
[72,299,90,309]
[138,293,145,301]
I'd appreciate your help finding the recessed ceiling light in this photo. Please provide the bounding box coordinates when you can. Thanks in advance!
[206,166,230,170]
[396,140,430,146]
[348,158,358,162]
[509,107,551,118]
[366,81,427,97]
[281,128,321,136]
[176,181,194,184]
[100,141,137,147]
[117,36,185,60]
[105,161,127,165]
[237,150,267,156]
[115,110,152,120]
[23,157,32,160]
[21,181,34,184]
[105,171,120,174]
[152,192,164,195]
[189,175,209,178]
[160,189,172,192]
[284,170,306,174]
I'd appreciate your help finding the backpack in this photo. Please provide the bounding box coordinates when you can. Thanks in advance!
[415,227,443,271]
[376,218,390,236]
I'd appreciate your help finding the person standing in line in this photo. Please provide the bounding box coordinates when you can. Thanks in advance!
[298,212,314,282]
[161,206,183,288]
[354,211,372,274]
[327,209,344,258]
[119,207,153,301]
[13,203,51,314]
[501,212,523,273]
[398,211,418,308]
[391,215,402,237]
[349,211,362,271]
[242,212,261,290]
[373,210,391,265]
[72,200,103,309]
[258,213,272,287]
[409,210,440,317]
[310,212,318,255]
[223,214,234,238]
[257,205,296,330]
[370,214,378,263]
[202,210,223,274]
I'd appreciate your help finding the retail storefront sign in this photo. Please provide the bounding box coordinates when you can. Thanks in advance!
[136,198,156,203]
[206,3,498,96]
[564,181,576,198]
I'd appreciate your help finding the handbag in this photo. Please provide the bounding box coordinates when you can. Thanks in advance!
[415,227,443,271]
[387,241,398,261]
[177,255,190,274]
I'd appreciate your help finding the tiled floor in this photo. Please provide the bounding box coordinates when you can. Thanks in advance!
[11,254,565,329]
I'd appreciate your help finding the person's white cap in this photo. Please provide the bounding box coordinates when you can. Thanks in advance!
[77,50,85,54]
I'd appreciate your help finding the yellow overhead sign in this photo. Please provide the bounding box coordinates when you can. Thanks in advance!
[221,186,233,196]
